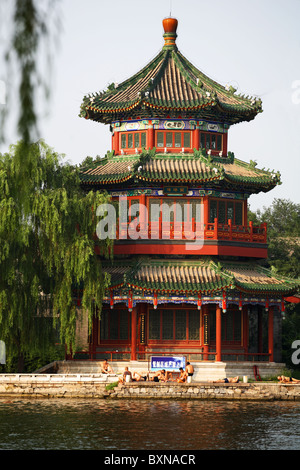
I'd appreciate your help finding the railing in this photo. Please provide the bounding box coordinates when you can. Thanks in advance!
[116,218,267,244]
[72,349,271,363]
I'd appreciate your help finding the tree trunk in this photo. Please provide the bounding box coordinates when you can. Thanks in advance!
[17,351,24,373]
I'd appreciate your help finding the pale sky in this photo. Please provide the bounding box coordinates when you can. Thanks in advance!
[1,0,300,212]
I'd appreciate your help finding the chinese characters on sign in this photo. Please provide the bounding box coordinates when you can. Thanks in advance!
[150,356,186,371]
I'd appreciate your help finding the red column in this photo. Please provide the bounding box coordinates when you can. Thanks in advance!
[258,308,263,354]
[193,127,199,150]
[268,306,274,362]
[114,129,119,155]
[202,305,209,360]
[148,122,154,149]
[216,305,222,362]
[140,194,146,238]
[203,196,209,227]
[131,306,137,361]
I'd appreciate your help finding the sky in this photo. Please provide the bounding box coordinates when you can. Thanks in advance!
[1,0,300,212]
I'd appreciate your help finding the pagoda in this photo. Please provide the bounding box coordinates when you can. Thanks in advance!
[77,18,299,373]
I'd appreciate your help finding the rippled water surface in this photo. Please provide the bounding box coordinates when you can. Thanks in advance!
[0,398,300,450]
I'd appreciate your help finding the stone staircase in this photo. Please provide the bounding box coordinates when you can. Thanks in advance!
[36,360,286,382]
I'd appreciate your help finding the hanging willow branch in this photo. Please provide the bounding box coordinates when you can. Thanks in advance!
[0,141,112,362]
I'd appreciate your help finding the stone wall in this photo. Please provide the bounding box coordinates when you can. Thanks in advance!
[0,375,109,398]
[0,374,300,400]
[111,382,300,401]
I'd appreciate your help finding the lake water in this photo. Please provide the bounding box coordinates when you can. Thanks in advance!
[0,398,299,451]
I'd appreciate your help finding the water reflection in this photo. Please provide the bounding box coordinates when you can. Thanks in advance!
[0,399,299,450]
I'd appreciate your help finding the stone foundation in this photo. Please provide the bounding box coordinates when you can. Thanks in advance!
[111,381,300,401]
[0,374,300,400]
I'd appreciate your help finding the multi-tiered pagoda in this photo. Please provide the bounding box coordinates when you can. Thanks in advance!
[77,18,299,373]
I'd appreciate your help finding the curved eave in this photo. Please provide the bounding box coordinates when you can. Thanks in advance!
[234,282,300,296]
[81,99,259,125]
[125,280,233,295]
[80,174,133,185]
[223,174,279,192]
[135,173,221,184]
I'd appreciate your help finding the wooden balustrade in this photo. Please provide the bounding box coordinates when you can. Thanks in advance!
[116,217,267,244]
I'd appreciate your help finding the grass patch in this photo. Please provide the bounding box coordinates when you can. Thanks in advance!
[106,381,119,391]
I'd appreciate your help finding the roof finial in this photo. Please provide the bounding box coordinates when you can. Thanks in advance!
[162,17,178,50]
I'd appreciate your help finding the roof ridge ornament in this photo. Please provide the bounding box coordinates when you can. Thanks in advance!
[162,17,178,50]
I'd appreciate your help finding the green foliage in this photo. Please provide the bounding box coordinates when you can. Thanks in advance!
[1,343,65,374]
[0,141,112,370]
[249,198,300,371]
[2,0,60,145]
[106,381,119,391]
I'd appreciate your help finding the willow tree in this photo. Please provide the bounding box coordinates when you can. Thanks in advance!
[0,140,112,371]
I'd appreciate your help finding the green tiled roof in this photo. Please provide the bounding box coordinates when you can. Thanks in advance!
[79,150,280,193]
[221,261,300,295]
[79,29,262,125]
[103,257,299,296]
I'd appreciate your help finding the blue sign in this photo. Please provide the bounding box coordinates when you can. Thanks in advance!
[150,356,186,372]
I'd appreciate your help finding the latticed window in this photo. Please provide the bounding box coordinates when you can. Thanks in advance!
[189,310,200,340]
[149,198,203,224]
[100,309,131,342]
[162,309,173,339]
[156,131,191,149]
[120,132,147,150]
[148,308,200,342]
[127,133,133,148]
[200,132,222,151]
[149,309,160,339]
[235,202,243,225]
[209,200,218,222]
[209,306,241,343]
[218,201,226,224]
[209,199,244,225]
[121,134,126,149]
[175,310,186,340]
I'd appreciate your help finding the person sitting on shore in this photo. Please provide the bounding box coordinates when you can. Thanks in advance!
[186,362,194,378]
[101,359,113,374]
[277,375,300,383]
[119,366,132,384]
[211,376,240,383]
[177,367,188,383]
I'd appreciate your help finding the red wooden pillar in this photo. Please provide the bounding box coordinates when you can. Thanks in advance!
[268,306,274,362]
[202,305,209,360]
[131,306,137,360]
[148,121,154,149]
[216,305,222,362]
[193,126,199,150]
[140,194,146,237]
[258,308,263,354]
[114,129,120,155]
[203,196,209,227]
